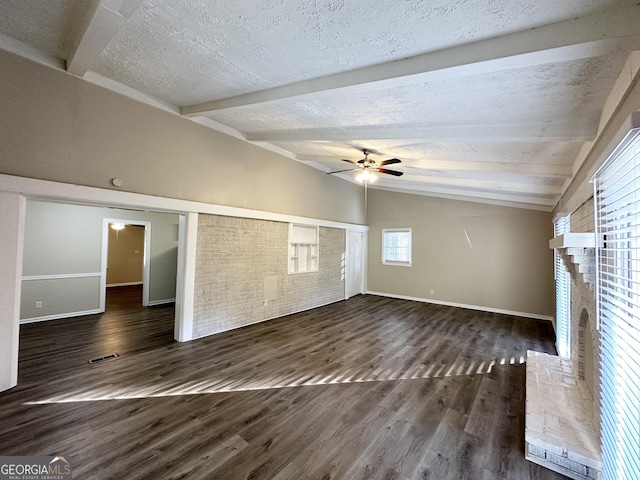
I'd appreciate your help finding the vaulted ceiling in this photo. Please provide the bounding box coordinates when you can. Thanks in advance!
[2,0,640,211]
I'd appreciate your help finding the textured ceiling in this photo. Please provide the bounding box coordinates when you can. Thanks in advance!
[1,0,639,210]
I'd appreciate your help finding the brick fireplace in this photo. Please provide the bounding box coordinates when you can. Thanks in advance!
[525,199,601,480]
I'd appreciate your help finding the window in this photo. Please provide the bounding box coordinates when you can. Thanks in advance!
[554,215,571,358]
[288,224,319,274]
[593,128,640,480]
[382,229,412,266]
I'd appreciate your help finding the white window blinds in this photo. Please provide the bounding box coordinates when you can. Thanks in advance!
[593,129,640,480]
[554,216,571,358]
[382,229,412,265]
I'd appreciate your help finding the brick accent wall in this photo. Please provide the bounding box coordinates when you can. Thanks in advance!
[570,197,594,233]
[566,196,600,434]
[193,215,345,338]
[569,273,599,425]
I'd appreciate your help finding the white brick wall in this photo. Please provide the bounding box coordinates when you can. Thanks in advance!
[193,215,345,338]
[570,197,594,233]
[565,196,600,436]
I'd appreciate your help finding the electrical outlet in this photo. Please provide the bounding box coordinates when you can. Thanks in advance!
[430,289,435,295]
[35,301,42,309]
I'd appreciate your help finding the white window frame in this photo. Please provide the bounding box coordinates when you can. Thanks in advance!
[288,224,319,274]
[593,127,640,480]
[382,228,412,267]
[554,215,571,358]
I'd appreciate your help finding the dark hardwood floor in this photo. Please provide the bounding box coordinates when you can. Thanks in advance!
[0,288,567,480]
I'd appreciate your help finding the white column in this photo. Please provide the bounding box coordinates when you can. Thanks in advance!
[174,212,198,342]
[0,192,25,392]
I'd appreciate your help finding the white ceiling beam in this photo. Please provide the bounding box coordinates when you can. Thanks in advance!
[406,162,571,178]
[298,155,572,178]
[67,0,143,77]
[371,184,557,211]
[248,122,597,142]
[181,5,640,116]
[378,175,562,196]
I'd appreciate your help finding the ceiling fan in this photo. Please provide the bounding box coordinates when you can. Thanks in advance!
[327,149,403,183]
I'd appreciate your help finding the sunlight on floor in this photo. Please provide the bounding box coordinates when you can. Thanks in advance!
[24,355,527,405]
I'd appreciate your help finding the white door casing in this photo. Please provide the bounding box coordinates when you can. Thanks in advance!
[346,230,366,298]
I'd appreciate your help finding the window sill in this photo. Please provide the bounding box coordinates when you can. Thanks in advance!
[382,261,412,267]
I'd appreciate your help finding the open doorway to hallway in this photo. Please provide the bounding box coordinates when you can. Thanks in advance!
[19,200,181,371]
[104,220,150,308]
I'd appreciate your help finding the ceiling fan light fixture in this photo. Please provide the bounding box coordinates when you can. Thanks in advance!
[356,170,376,183]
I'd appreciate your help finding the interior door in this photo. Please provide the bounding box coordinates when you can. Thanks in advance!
[347,231,365,298]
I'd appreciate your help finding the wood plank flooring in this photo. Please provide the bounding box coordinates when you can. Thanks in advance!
[0,287,568,479]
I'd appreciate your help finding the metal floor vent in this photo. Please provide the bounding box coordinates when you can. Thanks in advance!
[88,353,120,364]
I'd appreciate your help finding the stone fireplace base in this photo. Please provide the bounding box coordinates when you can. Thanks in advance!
[525,350,601,480]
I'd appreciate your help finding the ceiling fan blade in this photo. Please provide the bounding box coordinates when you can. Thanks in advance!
[327,168,359,174]
[378,158,401,166]
[341,159,358,165]
[375,168,404,177]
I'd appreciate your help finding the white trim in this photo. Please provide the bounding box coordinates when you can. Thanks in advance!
[366,291,554,321]
[148,298,175,306]
[20,309,102,324]
[0,192,25,392]
[107,281,143,287]
[344,232,351,299]
[591,122,640,180]
[22,272,101,281]
[174,213,197,342]
[346,230,366,299]
[0,174,368,232]
[560,111,640,215]
[548,232,596,249]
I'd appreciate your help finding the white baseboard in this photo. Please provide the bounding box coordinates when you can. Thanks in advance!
[107,282,143,287]
[366,291,554,322]
[148,298,175,306]
[20,308,103,324]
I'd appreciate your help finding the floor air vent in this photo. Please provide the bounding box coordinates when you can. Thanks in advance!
[88,353,120,364]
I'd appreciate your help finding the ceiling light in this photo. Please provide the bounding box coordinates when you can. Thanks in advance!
[356,169,376,183]
[111,223,126,231]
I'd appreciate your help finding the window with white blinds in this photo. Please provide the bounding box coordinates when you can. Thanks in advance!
[554,216,571,358]
[593,128,640,480]
[382,229,412,266]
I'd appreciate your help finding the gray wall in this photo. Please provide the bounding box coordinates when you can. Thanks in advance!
[0,50,364,225]
[366,189,554,317]
[193,215,345,338]
[21,200,179,320]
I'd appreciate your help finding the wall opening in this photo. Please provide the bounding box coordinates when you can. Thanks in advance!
[102,219,151,309]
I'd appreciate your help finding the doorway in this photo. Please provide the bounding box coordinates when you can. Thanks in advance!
[101,219,151,310]
[346,230,366,298]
